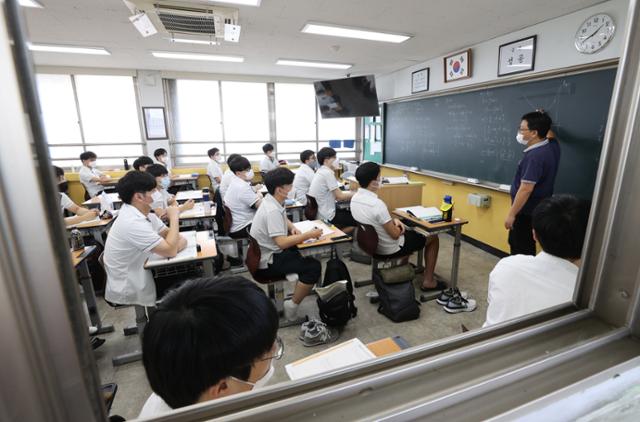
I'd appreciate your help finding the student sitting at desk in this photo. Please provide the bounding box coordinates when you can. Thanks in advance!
[259,143,278,173]
[146,164,195,217]
[292,149,317,205]
[219,153,241,200]
[104,171,187,307]
[139,277,280,418]
[308,147,356,234]
[206,147,223,192]
[54,165,100,226]
[484,195,590,327]
[153,148,171,169]
[224,156,263,238]
[351,162,443,291]
[79,151,111,198]
[133,155,154,172]
[250,167,323,321]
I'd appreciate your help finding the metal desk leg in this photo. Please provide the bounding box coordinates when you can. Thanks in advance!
[190,180,197,190]
[112,305,148,367]
[89,228,103,246]
[78,260,114,335]
[450,224,462,289]
[291,208,301,223]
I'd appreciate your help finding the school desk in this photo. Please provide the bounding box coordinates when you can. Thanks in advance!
[345,176,424,211]
[67,217,114,246]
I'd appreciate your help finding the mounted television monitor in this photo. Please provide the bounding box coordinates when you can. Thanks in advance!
[314,75,380,118]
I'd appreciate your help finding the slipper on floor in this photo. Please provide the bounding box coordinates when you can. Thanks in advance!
[419,280,448,292]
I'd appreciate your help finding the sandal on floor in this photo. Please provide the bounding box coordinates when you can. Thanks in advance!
[419,280,448,292]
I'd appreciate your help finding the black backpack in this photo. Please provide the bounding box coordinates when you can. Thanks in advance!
[373,265,420,323]
[317,248,357,327]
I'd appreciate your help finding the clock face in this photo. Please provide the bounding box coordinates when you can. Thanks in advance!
[575,14,615,54]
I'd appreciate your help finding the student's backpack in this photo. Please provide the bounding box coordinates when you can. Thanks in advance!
[317,248,357,327]
[373,264,420,323]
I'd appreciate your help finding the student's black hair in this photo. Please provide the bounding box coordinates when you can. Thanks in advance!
[262,143,274,153]
[207,147,220,158]
[53,165,64,178]
[142,277,278,409]
[532,195,591,260]
[226,153,241,167]
[229,156,251,173]
[265,167,295,195]
[316,147,336,165]
[116,171,158,204]
[300,150,315,163]
[355,161,381,188]
[154,148,167,159]
[133,155,154,171]
[80,151,97,161]
[146,164,169,178]
[521,110,552,139]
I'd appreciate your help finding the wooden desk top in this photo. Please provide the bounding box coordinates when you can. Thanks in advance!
[392,209,468,231]
[144,231,217,269]
[71,245,97,268]
[100,178,120,187]
[296,220,351,250]
[285,200,305,210]
[345,176,424,187]
[173,174,198,181]
[67,217,114,230]
[179,203,217,220]
[83,192,121,206]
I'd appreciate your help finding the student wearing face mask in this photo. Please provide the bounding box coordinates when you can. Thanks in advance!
[506,111,560,256]
[54,165,100,226]
[308,147,357,234]
[153,148,171,169]
[250,168,323,321]
[259,143,278,173]
[139,276,281,418]
[104,171,187,307]
[79,151,111,198]
[292,150,317,205]
[219,153,241,200]
[133,155,155,172]
[206,147,223,191]
[224,156,263,238]
[146,164,195,218]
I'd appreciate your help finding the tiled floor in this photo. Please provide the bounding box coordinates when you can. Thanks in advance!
[93,234,500,420]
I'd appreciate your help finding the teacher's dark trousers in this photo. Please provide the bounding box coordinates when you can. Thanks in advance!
[508,213,536,256]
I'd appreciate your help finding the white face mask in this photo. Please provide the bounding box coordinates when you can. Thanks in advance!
[230,363,274,391]
[159,155,167,163]
[516,133,528,145]
[245,169,255,181]
[89,161,97,168]
[267,151,274,158]
[331,159,341,169]
[214,155,223,163]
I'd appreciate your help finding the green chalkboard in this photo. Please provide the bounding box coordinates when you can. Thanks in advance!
[384,67,617,199]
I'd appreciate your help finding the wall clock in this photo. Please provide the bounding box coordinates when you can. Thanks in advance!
[575,13,615,54]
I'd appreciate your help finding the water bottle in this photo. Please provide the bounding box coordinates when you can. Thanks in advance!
[123,158,129,170]
[202,188,211,214]
[70,229,85,251]
[440,195,454,222]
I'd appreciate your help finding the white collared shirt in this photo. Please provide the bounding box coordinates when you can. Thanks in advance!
[139,393,172,418]
[259,155,278,172]
[523,138,549,153]
[292,163,315,205]
[104,204,167,307]
[79,166,104,197]
[250,194,289,269]
[207,159,223,190]
[483,251,578,327]
[308,166,339,221]
[224,174,260,233]
[219,169,234,199]
[60,192,75,214]
[151,188,171,210]
[351,188,402,255]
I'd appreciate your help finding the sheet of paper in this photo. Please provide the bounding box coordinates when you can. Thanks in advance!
[285,338,376,380]
[371,141,382,154]
[147,231,197,266]
[397,206,442,220]
[294,220,334,238]
[176,190,203,201]
[383,176,408,184]
[179,203,214,218]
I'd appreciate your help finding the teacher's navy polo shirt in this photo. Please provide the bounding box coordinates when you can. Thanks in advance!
[510,139,560,215]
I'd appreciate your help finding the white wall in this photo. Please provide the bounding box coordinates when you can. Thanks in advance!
[136,70,170,158]
[376,0,629,101]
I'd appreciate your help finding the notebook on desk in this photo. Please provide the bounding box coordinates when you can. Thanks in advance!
[294,220,334,242]
[382,176,409,184]
[397,206,442,222]
[147,231,197,266]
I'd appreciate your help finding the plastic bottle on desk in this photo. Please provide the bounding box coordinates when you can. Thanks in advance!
[202,188,211,214]
[123,158,129,170]
[441,195,454,222]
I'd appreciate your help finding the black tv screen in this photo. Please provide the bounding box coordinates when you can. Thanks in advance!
[314,75,380,118]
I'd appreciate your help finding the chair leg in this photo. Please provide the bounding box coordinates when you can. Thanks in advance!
[230,239,248,273]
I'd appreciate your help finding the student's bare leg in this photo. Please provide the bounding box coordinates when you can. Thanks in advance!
[421,235,440,288]
[292,281,314,304]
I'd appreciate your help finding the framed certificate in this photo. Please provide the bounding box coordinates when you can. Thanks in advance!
[498,35,536,77]
[142,107,168,140]
[411,68,429,93]
[444,49,472,82]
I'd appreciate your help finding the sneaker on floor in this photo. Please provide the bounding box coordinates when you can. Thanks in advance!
[299,319,340,347]
[444,294,477,313]
[436,288,468,306]
[283,299,299,321]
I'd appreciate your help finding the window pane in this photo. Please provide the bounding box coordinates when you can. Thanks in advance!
[221,82,269,142]
[173,143,220,156]
[175,80,222,142]
[176,156,210,166]
[318,110,356,140]
[75,75,141,143]
[224,142,265,155]
[36,74,82,144]
[278,153,305,162]
[277,142,317,153]
[49,146,84,160]
[89,145,144,158]
[52,159,80,169]
[275,83,316,141]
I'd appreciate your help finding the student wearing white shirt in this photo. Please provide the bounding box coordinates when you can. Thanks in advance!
[250,168,323,321]
[308,147,356,234]
[78,151,111,198]
[292,150,317,205]
[259,143,278,173]
[484,195,590,327]
[224,156,263,238]
[351,162,443,291]
[132,155,154,172]
[54,166,100,226]
[146,164,195,218]
[104,171,187,307]
[219,153,240,200]
[207,147,223,191]
[139,277,281,418]
[153,148,171,170]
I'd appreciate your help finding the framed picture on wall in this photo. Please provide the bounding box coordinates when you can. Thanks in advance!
[411,68,429,93]
[498,35,537,77]
[142,107,168,140]
[444,49,472,83]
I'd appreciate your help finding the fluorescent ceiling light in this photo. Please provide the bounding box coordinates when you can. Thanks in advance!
[19,0,43,8]
[205,0,261,6]
[151,51,244,62]
[276,59,352,70]
[302,22,411,43]
[28,43,110,55]
[167,37,219,46]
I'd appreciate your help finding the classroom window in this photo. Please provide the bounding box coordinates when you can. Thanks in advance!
[174,79,223,142]
[222,81,270,142]
[274,83,317,141]
[318,111,357,161]
[35,74,82,144]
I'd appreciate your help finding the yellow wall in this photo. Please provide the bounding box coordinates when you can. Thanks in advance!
[381,166,511,253]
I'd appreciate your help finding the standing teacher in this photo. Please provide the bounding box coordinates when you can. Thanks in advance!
[505,110,560,255]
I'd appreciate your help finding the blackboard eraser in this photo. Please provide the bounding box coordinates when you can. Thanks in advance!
[466,178,479,184]
[499,184,511,191]
[410,166,418,171]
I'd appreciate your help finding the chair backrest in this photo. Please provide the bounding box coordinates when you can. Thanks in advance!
[356,223,379,257]
[305,195,318,220]
[245,236,261,276]
[223,204,233,234]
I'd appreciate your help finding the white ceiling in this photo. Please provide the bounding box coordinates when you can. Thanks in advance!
[23,0,607,80]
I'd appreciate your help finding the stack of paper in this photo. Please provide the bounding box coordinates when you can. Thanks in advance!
[176,190,203,201]
[383,176,409,184]
[147,231,197,266]
[397,206,442,222]
[294,220,334,241]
